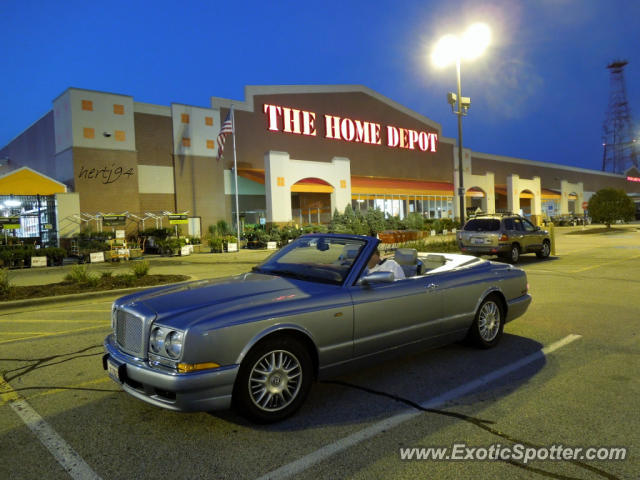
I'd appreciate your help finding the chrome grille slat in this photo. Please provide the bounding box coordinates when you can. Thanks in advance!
[115,309,145,357]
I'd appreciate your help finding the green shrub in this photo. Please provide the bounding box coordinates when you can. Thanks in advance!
[0,268,12,297]
[101,271,113,278]
[588,188,635,228]
[140,227,172,240]
[401,239,460,253]
[156,237,180,255]
[209,237,224,252]
[115,274,136,287]
[406,213,424,231]
[42,247,66,265]
[130,260,150,278]
[216,220,230,236]
[65,265,98,285]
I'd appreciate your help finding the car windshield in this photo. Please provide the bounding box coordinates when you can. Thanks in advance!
[252,236,367,285]
[464,219,501,232]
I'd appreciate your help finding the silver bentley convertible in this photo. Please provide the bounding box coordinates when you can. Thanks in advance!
[103,233,531,423]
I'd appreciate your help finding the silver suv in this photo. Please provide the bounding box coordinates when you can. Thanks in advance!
[457,214,551,263]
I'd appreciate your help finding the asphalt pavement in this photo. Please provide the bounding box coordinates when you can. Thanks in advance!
[0,225,638,479]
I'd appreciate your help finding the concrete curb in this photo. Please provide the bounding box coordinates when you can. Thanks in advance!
[0,278,194,310]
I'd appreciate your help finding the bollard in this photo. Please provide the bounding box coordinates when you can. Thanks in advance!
[549,222,556,256]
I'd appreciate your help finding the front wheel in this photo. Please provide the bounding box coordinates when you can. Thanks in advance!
[233,337,312,423]
[536,240,551,259]
[466,295,505,349]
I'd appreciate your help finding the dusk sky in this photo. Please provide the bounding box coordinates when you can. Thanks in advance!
[2,0,639,172]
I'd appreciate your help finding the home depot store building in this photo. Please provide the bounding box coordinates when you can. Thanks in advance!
[2,84,639,237]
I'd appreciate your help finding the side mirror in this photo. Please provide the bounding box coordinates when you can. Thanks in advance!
[534,226,541,231]
[359,271,395,285]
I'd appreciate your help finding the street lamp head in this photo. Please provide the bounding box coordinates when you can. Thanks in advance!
[431,23,491,68]
[431,34,461,68]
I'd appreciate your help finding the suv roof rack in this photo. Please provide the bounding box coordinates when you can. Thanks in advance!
[467,211,517,219]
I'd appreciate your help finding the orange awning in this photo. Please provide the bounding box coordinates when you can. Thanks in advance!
[351,176,453,196]
[291,178,334,193]
[238,169,454,196]
[237,168,265,184]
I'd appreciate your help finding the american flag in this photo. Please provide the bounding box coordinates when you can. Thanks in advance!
[217,107,234,160]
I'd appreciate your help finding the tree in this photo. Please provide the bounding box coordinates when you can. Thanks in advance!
[587,188,635,228]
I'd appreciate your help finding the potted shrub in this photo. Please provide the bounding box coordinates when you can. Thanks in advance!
[209,236,224,253]
[224,235,238,252]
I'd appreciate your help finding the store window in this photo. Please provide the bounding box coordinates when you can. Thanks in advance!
[352,194,454,220]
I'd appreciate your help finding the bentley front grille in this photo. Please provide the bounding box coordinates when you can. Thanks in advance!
[115,310,145,357]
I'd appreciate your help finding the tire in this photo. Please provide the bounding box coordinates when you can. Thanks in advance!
[233,337,313,423]
[466,295,505,349]
[508,244,520,264]
[536,240,551,259]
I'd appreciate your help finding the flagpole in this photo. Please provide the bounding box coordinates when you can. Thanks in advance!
[231,106,241,247]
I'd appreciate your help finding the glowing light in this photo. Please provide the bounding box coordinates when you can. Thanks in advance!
[461,23,492,60]
[431,23,491,68]
[431,34,461,68]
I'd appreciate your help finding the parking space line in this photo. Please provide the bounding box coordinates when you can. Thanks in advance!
[569,253,640,273]
[0,376,102,480]
[257,334,582,480]
[0,325,109,345]
[57,309,111,313]
[1,319,108,324]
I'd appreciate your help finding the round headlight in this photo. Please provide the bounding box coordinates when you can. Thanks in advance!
[150,327,165,354]
[165,331,183,359]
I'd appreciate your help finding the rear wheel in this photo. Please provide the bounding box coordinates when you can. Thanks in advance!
[508,244,520,264]
[466,295,505,349]
[233,337,312,423]
[536,240,551,259]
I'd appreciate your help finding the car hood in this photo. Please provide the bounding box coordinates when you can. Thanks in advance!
[122,273,325,328]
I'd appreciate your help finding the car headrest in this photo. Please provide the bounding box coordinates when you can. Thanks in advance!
[339,244,362,260]
[394,248,417,265]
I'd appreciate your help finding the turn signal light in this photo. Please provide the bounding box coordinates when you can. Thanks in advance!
[499,234,509,241]
[177,362,220,373]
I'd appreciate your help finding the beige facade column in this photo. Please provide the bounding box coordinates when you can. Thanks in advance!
[507,174,520,214]
[508,174,542,223]
[560,180,584,215]
[264,151,351,224]
[453,149,495,216]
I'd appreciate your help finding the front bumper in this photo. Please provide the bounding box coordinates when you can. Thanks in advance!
[103,334,239,412]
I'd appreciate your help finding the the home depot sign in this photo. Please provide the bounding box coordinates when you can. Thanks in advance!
[263,104,438,153]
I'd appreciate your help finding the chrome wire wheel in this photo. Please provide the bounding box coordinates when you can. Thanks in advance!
[248,350,302,412]
[478,300,501,342]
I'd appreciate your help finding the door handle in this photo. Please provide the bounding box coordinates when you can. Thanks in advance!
[425,283,438,290]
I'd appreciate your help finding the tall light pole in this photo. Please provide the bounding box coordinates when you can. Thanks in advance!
[432,23,491,225]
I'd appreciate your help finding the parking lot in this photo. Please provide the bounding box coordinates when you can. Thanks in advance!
[1,226,639,479]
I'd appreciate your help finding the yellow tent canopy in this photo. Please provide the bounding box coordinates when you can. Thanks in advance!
[0,166,67,195]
